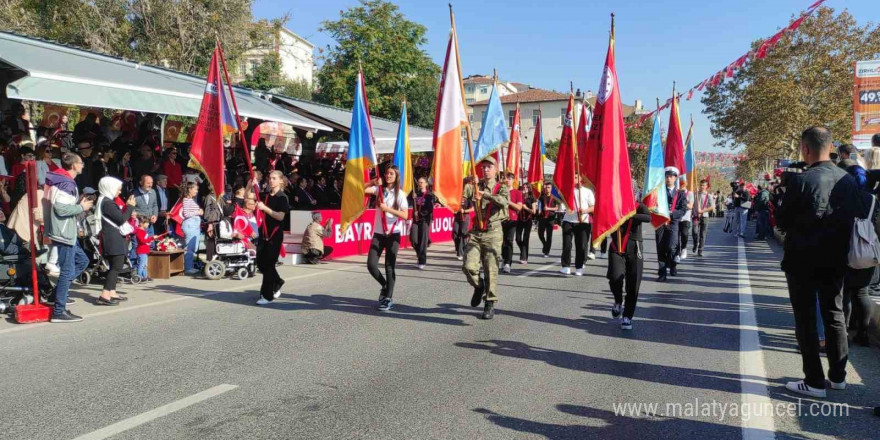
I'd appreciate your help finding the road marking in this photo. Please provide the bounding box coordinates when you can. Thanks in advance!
[0,266,350,336]
[71,384,237,440]
[737,237,776,440]
[517,263,557,278]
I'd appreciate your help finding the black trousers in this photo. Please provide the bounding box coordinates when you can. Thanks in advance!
[679,220,692,254]
[501,220,517,265]
[304,246,333,264]
[607,241,643,319]
[785,270,848,389]
[410,220,430,265]
[693,217,709,251]
[515,220,532,261]
[453,217,470,257]
[103,254,125,291]
[537,218,554,255]
[655,222,679,276]
[561,221,588,268]
[257,237,283,300]
[843,266,875,338]
[367,233,400,298]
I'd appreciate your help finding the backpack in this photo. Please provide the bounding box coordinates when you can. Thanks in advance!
[202,195,223,223]
[848,196,880,269]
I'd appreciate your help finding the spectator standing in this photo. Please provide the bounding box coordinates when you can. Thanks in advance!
[154,174,170,235]
[775,127,864,399]
[753,185,772,240]
[94,177,135,306]
[179,182,203,275]
[44,153,93,322]
[133,215,155,282]
[159,147,183,202]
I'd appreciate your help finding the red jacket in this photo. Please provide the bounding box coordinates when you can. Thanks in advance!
[134,227,154,255]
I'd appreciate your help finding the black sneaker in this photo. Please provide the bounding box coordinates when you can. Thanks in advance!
[471,281,484,307]
[611,303,622,318]
[481,301,495,320]
[377,297,393,312]
[657,274,667,282]
[379,287,388,301]
[51,311,83,323]
[670,267,678,276]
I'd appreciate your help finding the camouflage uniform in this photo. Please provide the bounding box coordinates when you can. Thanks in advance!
[462,177,510,303]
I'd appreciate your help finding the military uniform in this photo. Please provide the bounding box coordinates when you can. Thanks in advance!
[462,175,509,314]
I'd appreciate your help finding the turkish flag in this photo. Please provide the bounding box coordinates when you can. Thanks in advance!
[585,25,637,248]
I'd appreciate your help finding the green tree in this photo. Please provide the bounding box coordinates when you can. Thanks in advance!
[702,7,880,173]
[316,0,440,128]
[625,116,653,187]
[544,139,560,162]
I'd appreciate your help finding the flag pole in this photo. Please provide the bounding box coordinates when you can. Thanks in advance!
[570,82,583,224]
[216,40,268,235]
[450,4,482,229]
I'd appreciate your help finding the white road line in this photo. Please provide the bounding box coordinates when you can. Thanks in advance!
[0,266,350,336]
[71,384,238,440]
[737,237,776,440]
[517,263,557,278]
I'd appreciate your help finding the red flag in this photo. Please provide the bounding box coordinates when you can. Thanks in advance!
[686,89,695,101]
[587,18,638,247]
[168,201,184,237]
[577,101,598,190]
[697,79,707,91]
[551,94,579,211]
[807,0,824,10]
[664,93,685,175]
[526,112,545,198]
[505,104,523,187]
[188,44,238,196]
[232,205,255,241]
[756,31,784,59]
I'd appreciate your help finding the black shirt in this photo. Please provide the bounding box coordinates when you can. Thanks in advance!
[264,191,290,241]
[411,191,435,224]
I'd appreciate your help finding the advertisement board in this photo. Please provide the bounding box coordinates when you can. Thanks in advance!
[854,60,880,148]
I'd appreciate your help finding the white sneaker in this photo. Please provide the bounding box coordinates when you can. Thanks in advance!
[520,260,527,265]
[543,254,550,258]
[785,380,826,398]
[575,268,583,276]
[674,255,681,263]
[273,289,282,299]
[44,263,60,276]
[828,380,847,390]
[457,255,463,261]
[256,298,273,306]
[681,249,688,260]
[418,264,425,270]
[502,264,511,273]
[560,267,571,275]
[599,252,607,259]
[587,252,596,260]
[620,317,633,330]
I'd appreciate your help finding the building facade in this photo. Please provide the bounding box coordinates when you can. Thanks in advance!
[463,75,523,121]
[233,27,314,86]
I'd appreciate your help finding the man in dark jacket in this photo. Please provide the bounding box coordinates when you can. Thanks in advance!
[655,167,688,282]
[775,126,864,399]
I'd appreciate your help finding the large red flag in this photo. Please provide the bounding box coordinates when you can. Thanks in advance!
[664,92,685,175]
[577,101,598,190]
[505,104,522,188]
[188,44,238,196]
[526,112,545,198]
[587,16,637,247]
[552,94,578,211]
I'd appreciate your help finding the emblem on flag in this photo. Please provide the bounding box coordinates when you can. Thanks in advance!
[597,66,614,104]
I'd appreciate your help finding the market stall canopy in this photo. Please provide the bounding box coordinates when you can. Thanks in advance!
[272,96,434,153]
[0,32,332,133]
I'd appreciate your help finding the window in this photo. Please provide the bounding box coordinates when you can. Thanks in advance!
[509,110,516,127]
[532,110,540,126]
[249,60,259,75]
[480,86,488,94]
[561,108,568,125]
[469,112,474,122]
[240,62,247,76]
[466,98,475,104]
[466,85,474,93]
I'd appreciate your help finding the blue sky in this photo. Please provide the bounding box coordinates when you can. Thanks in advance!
[253,0,876,152]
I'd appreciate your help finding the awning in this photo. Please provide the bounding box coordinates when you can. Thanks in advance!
[0,32,332,133]
[273,96,434,152]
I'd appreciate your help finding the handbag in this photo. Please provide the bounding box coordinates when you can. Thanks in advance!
[848,196,880,269]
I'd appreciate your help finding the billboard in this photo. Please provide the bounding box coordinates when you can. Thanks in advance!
[854,60,880,148]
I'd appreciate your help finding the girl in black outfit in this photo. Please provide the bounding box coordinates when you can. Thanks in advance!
[410,176,435,269]
[608,198,652,331]
[516,184,537,264]
[255,171,290,305]
[364,165,409,312]
[95,176,136,306]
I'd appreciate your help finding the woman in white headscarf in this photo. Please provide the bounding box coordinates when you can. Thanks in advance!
[95,176,136,306]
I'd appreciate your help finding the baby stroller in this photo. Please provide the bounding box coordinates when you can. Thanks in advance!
[202,219,257,281]
[78,214,142,286]
[0,226,54,315]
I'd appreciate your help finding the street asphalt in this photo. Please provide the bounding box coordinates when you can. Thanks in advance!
[0,218,877,440]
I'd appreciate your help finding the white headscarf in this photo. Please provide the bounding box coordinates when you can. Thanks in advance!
[94,176,123,236]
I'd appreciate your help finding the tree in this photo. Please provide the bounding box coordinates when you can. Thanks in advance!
[544,139,560,162]
[625,116,653,187]
[316,0,440,128]
[702,7,880,173]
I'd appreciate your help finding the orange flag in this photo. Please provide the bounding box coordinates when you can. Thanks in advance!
[505,104,522,188]
[431,19,468,211]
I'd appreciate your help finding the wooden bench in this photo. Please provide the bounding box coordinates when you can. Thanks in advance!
[147,250,185,279]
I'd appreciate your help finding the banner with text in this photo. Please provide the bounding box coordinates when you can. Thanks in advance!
[854,60,880,148]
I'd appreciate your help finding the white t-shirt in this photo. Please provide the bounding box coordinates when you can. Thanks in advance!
[682,191,695,222]
[562,186,595,223]
[373,187,409,235]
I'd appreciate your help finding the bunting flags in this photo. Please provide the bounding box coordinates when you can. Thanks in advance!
[684,118,698,192]
[551,94,579,211]
[526,111,545,197]
[643,112,670,227]
[188,43,238,196]
[392,103,413,195]
[505,104,522,188]
[577,101,598,190]
[586,17,638,247]
[431,22,468,212]
[664,92,685,176]
[340,71,377,234]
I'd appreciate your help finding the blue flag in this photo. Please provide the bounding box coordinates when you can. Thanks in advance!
[643,113,669,226]
[392,103,413,194]
[473,83,509,163]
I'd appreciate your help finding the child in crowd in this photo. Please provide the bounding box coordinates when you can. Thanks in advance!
[134,215,155,282]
